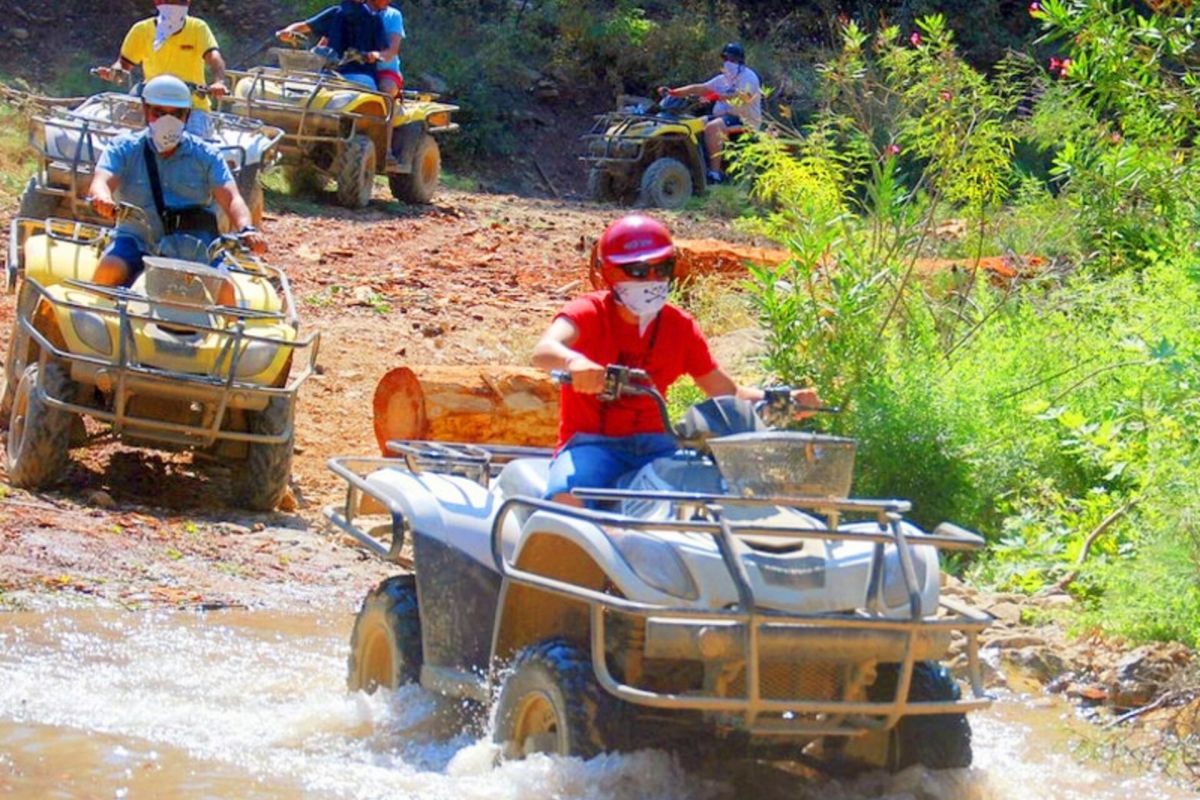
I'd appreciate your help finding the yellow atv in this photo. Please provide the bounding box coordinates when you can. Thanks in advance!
[581,94,713,209]
[1,210,319,511]
[221,40,459,208]
[20,71,282,228]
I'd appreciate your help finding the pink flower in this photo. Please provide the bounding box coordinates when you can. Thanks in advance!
[1049,56,1062,71]
[939,89,953,102]
[1029,1,1042,15]
[884,143,901,157]
[909,32,922,47]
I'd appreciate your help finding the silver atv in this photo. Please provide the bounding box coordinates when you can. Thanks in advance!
[19,70,282,228]
[327,366,992,773]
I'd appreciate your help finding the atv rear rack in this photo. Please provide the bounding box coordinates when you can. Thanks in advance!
[222,67,394,155]
[489,492,992,737]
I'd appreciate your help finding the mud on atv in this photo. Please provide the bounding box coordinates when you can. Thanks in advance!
[1,211,318,511]
[19,78,282,229]
[327,366,993,773]
[581,94,737,210]
[220,39,459,209]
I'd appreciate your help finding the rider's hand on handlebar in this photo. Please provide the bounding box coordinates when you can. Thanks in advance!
[93,66,114,82]
[366,50,381,63]
[89,195,116,221]
[565,355,606,395]
[240,228,267,254]
[206,82,228,99]
[790,387,822,420]
[657,86,675,98]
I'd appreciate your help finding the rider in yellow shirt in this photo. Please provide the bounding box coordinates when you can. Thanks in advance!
[96,1,228,136]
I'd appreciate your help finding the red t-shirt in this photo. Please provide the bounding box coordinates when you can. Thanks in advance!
[555,291,718,447]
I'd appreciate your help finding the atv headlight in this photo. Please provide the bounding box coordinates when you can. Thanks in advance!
[427,111,451,128]
[604,526,698,600]
[324,92,358,111]
[236,339,278,377]
[69,309,112,356]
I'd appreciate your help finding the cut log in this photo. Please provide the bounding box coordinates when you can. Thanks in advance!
[372,365,560,454]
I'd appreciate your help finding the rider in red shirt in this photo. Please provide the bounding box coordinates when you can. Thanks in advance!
[533,214,819,506]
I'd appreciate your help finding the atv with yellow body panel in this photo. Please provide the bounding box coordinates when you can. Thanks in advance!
[582,95,713,210]
[1,214,318,510]
[221,45,459,208]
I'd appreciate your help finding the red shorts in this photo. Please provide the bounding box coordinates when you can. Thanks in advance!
[376,69,404,91]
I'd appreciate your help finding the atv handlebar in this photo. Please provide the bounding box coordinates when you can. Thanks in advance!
[551,365,672,432]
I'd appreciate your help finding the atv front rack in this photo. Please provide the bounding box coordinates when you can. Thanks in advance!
[489,490,993,737]
[580,110,695,164]
[7,217,319,448]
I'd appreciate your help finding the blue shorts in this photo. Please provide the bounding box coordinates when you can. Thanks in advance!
[545,433,677,507]
[716,113,743,128]
[101,234,148,282]
[337,71,378,90]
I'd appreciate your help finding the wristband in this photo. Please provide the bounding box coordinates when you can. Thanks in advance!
[239,225,258,234]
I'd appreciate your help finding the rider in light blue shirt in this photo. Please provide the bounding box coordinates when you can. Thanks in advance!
[369,0,406,98]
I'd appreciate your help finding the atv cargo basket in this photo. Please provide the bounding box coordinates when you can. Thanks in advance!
[709,431,856,498]
[272,48,329,73]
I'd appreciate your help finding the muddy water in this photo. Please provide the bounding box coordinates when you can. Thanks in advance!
[0,610,1192,800]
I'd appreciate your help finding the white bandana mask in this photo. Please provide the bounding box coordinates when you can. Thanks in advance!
[613,281,670,335]
[154,5,189,51]
[149,114,186,152]
[722,61,741,79]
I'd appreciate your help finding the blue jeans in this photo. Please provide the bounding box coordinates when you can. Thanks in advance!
[545,433,677,507]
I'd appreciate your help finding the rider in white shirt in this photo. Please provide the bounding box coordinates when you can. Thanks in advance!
[659,43,762,184]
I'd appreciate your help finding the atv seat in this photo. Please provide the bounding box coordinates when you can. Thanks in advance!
[493,458,551,523]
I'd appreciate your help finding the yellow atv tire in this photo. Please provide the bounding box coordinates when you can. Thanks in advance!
[335,134,376,209]
[587,167,615,203]
[347,574,423,692]
[638,157,693,210]
[234,396,294,511]
[5,361,74,489]
[388,133,440,204]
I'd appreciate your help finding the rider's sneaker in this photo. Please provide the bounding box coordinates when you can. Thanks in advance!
[706,170,725,185]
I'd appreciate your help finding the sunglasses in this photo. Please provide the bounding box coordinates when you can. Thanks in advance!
[618,257,675,280]
[146,105,189,120]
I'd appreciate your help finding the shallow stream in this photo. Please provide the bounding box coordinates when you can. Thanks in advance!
[0,610,1192,799]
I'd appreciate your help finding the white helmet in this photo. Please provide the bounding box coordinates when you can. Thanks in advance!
[142,75,192,109]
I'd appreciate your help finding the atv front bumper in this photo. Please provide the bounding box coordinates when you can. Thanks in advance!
[493,493,993,738]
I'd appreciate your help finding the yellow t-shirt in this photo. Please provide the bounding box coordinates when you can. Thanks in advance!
[120,17,220,109]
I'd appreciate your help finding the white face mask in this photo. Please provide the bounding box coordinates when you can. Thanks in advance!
[149,114,186,152]
[722,60,741,79]
[613,281,670,335]
[154,4,189,51]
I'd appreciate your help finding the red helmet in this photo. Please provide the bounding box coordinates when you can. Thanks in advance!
[594,214,676,287]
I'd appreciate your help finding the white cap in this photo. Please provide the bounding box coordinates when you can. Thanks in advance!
[142,75,192,108]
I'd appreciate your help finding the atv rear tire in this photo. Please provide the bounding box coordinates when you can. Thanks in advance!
[347,574,423,692]
[234,396,294,512]
[637,157,693,210]
[237,165,265,227]
[5,361,74,489]
[335,135,376,209]
[587,167,614,203]
[18,177,60,221]
[493,638,621,759]
[859,662,973,771]
[388,133,440,204]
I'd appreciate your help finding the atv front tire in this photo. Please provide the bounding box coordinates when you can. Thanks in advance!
[587,167,614,203]
[347,574,423,691]
[234,396,294,511]
[388,134,440,204]
[637,157,693,210]
[5,361,74,489]
[850,661,973,771]
[335,135,376,209]
[493,639,620,759]
[18,177,60,221]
